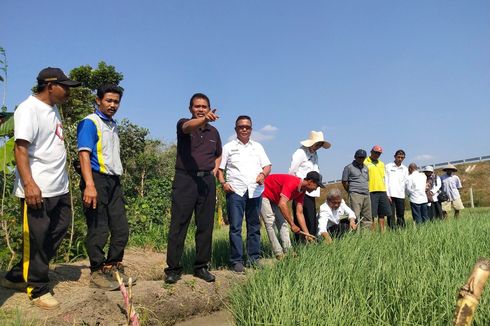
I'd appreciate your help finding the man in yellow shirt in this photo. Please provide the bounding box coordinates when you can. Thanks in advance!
[364,145,392,232]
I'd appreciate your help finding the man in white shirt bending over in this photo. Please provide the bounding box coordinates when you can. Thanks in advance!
[405,163,428,224]
[317,188,357,244]
[385,149,408,228]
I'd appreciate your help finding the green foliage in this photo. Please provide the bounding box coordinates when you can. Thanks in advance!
[229,209,490,325]
[0,113,14,137]
[69,62,123,90]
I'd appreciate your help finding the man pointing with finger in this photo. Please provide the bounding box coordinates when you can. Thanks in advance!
[164,93,222,284]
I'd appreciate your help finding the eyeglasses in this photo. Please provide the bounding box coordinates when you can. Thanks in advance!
[236,125,252,130]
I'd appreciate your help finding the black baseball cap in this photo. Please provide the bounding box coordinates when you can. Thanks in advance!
[305,171,325,188]
[36,67,81,87]
[355,149,367,158]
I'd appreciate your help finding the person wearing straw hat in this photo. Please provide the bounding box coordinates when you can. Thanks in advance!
[288,131,331,241]
[440,164,464,218]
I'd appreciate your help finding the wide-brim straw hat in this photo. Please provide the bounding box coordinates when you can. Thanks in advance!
[442,163,458,172]
[300,131,331,149]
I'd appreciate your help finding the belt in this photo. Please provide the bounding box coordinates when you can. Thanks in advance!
[176,169,212,177]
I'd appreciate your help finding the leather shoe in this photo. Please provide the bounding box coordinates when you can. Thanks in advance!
[164,272,181,284]
[193,267,215,282]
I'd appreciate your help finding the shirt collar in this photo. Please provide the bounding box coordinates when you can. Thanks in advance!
[352,160,363,168]
[95,109,113,122]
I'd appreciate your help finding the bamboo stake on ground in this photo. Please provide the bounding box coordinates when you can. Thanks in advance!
[114,271,140,326]
[453,258,490,326]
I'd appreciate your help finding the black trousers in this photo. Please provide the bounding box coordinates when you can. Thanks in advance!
[6,194,71,299]
[389,197,405,228]
[292,194,317,242]
[428,201,443,220]
[81,172,129,272]
[328,219,351,238]
[165,170,216,275]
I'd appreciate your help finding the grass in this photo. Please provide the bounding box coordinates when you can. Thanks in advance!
[229,208,490,325]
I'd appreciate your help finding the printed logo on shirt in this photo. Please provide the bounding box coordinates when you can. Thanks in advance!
[55,123,64,140]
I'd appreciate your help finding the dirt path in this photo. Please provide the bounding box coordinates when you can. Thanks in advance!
[0,249,246,325]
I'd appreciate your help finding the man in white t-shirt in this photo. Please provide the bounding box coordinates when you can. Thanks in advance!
[0,67,80,309]
[218,115,271,272]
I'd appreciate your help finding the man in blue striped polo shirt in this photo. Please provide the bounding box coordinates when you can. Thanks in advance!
[77,84,132,290]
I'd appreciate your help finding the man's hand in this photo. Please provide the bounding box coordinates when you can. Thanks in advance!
[204,109,219,122]
[349,220,357,230]
[256,173,265,185]
[291,224,301,234]
[388,196,392,204]
[222,182,234,193]
[83,184,97,209]
[24,182,43,210]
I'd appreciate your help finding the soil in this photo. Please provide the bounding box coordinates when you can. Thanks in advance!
[0,249,247,325]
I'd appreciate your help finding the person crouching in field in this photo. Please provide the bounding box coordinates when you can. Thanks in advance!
[77,84,133,290]
[260,172,322,259]
[440,164,464,218]
[317,188,357,244]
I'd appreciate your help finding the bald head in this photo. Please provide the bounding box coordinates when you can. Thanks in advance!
[408,163,418,174]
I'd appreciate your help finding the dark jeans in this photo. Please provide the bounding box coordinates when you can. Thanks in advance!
[226,192,261,265]
[6,194,71,299]
[389,197,405,228]
[81,172,129,272]
[292,194,317,242]
[165,170,216,275]
[328,219,351,238]
[428,201,443,220]
[410,202,428,224]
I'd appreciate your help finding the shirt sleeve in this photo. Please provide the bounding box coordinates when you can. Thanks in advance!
[341,165,349,182]
[77,119,97,152]
[456,176,462,188]
[288,148,304,175]
[385,164,391,197]
[341,200,356,219]
[215,130,222,157]
[14,104,37,143]
[257,143,272,168]
[317,204,329,235]
[219,143,229,170]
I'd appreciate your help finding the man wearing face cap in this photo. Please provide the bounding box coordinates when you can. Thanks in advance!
[0,68,80,309]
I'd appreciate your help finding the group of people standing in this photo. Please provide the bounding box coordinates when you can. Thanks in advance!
[1,68,132,309]
[0,70,466,310]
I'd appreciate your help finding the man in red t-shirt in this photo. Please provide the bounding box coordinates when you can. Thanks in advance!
[261,171,324,259]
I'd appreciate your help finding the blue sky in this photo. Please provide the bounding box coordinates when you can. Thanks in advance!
[3,0,489,181]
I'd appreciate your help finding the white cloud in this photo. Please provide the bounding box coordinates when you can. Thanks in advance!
[227,124,279,142]
[414,154,434,162]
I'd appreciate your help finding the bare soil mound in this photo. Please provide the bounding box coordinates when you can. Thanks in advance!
[0,249,246,325]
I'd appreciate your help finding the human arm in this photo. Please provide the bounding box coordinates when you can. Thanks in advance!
[79,151,97,209]
[181,110,219,134]
[218,168,234,193]
[256,164,271,185]
[341,181,349,192]
[341,201,357,230]
[288,149,304,175]
[14,140,42,209]
[341,166,350,192]
[277,196,301,234]
[213,155,221,177]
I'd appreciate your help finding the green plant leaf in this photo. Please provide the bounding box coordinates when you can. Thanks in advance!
[0,137,15,172]
[0,114,14,137]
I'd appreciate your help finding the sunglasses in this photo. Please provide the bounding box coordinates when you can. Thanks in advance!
[236,125,252,130]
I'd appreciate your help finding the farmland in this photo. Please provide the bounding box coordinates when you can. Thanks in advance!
[229,208,490,325]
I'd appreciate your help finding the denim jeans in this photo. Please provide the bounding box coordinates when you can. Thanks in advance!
[260,198,291,256]
[227,192,262,265]
[410,202,428,224]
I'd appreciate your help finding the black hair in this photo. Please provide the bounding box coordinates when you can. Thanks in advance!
[189,93,210,109]
[235,115,252,126]
[96,84,123,99]
[36,83,48,93]
[394,149,406,157]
